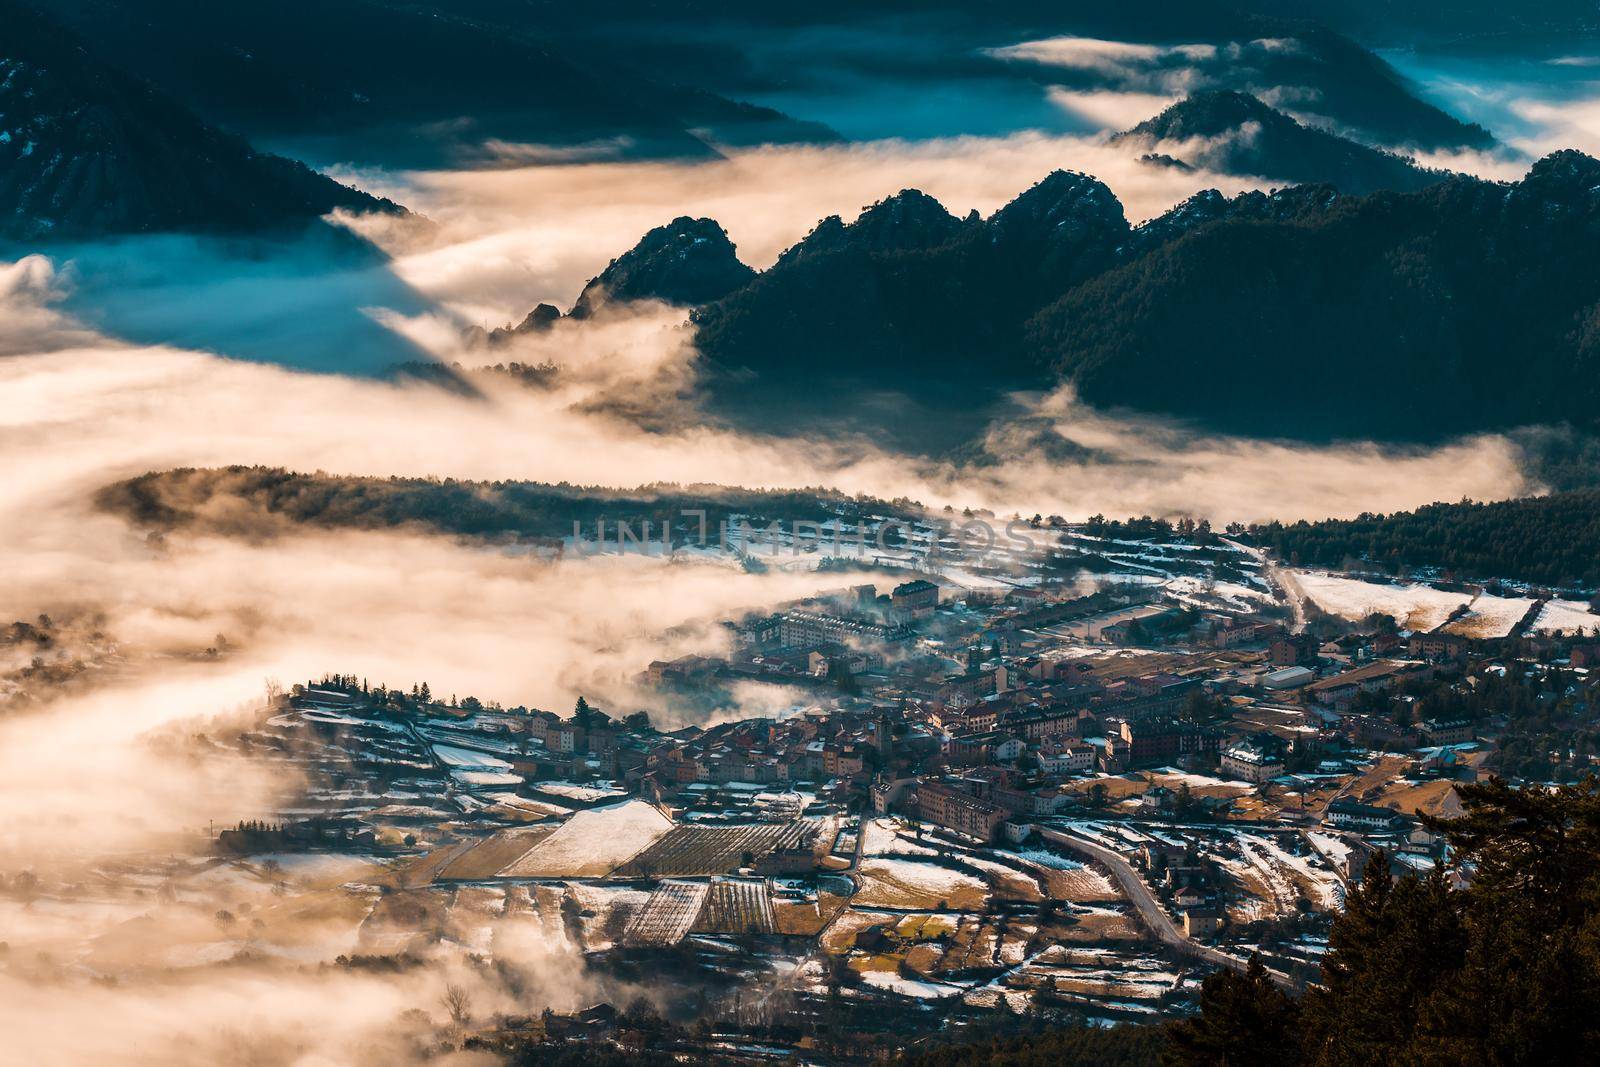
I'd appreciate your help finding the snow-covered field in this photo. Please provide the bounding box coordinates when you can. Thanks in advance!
[1225,831,1343,915]
[498,800,673,878]
[861,818,939,857]
[1164,576,1275,614]
[1293,570,1471,631]
[859,970,968,999]
[853,858,989,910]
[245,852,389,884]
[528,781,629,803]
[431,744,514,770]
[1442,594,1537,638]
[1006,847,1085,871]
[1306,831,1352,872]
[1255,835,1342,909]
[1148,768,1254,795]
[1532,599,1600,636]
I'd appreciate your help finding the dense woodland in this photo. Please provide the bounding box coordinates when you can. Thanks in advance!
[691,172,1126,393]
[1247,489,1600,588]
[1170,778,1600,1064]
[99,466,919,545]
[1037,151,1600,441]
[0,0,401,241]
[902,1024,1167,1067]
[1341,661,1600,781]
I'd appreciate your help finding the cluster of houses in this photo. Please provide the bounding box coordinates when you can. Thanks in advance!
[425,580,1508,836]
[264,560,1600,891]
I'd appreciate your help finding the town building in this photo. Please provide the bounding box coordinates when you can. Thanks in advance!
[1262,665,1315,692]
[1418,717,1473,746]
[890,579,940,620]
[913,780,1010,841]
[1118,718,1219,769]
[1306,659,1431,711]
[1326,797,1406,833]
[1269,633,1320,667]
[1220,733,1287,783]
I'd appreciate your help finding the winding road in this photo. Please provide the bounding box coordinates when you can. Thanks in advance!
[1036,826,1299,992]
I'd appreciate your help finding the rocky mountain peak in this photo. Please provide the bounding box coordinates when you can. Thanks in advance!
[989,170,1128,247]
[570,216,755,317]
[1124,90,1283,141]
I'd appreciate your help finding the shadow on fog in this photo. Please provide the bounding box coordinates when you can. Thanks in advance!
[29,221,441,376]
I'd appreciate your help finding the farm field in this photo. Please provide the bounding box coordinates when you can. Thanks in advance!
[1293,570,1471,631]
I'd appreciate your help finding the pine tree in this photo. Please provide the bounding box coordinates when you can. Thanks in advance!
[1299,857,1465,1064]
[1165,956,1300,1066]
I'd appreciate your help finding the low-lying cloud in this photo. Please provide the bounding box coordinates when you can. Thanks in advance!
[0,112,1546,1064]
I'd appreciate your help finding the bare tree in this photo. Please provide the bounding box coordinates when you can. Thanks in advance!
[12,870,40,908]
[442,983,472,1032]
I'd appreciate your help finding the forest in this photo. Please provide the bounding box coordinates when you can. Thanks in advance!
[1246,489,1600,588]
[689,151,1600,446]
[1036,152,1600,441]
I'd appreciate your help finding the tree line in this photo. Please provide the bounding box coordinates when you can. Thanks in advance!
[98,466,921,545]
[1247,490,1600,588]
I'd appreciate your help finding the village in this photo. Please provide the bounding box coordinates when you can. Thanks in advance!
[158,515,1600,1057]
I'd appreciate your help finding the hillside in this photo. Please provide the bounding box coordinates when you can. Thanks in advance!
[692,172,1126,391]
[570,217,757,319]
[0,0,401,241]
[1246,491,1600,590]
[660,154,1600,444]
[28,0,837,167]
[1035,151,1600,441]
[98,467,920,544]
[1114,91,1446,195]
[1226,0,1600,46]
[492,0,1493,152]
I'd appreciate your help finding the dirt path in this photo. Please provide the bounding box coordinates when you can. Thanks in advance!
[1314,754,1409,818]
[1224,537,1305,633]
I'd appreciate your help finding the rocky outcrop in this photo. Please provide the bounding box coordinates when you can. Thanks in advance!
[569,216,755,318]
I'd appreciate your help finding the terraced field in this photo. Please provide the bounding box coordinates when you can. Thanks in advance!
[622,877,776,946]
[624,880,709,947]
[434,826,556,880]
[698,877,777,934]
[614,820,817,878]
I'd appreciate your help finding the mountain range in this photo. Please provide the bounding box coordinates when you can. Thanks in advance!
[0,0,1513,244]
[1038,150,1600,440]
[470,217,755,346]
[537,147,1600,447]
[0,0,402,241]
[493,0,1494,152]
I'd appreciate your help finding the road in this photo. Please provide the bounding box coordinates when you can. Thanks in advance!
[1037,827,1299,992]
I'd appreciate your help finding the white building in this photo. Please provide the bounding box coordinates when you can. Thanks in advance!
[1037,741,1097,776]
[1220,734,1285,783]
